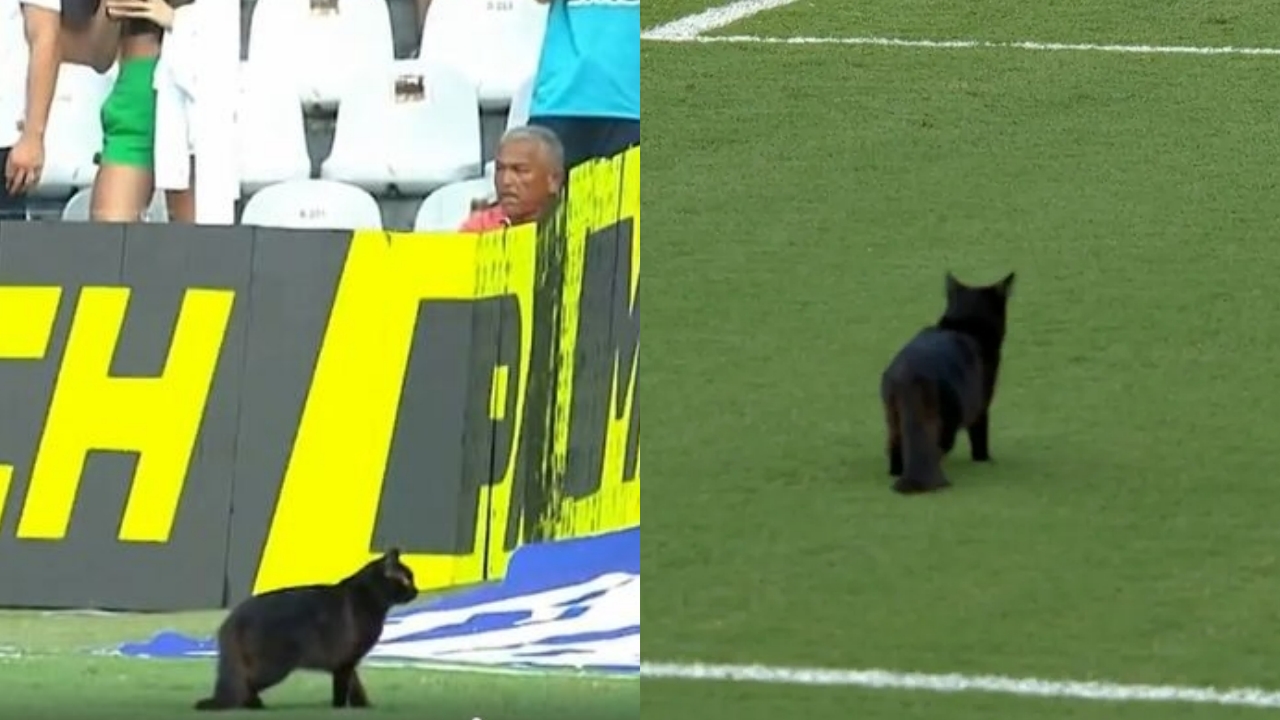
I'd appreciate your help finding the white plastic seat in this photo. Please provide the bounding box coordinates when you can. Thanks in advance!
[483,74,535,176]
[505,74,535,131]
[236,63,312,194]
[143,191,170,222]
[239,179,383,230]
[320,60,481,195]
[245,0,394,109]
[418,0,547,110]
[412,177,495,231]
[60,187,92,220]
[31,64,115,198]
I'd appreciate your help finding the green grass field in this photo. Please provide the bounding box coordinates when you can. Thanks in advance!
[644,1,1280,718]
[0,608,636,719]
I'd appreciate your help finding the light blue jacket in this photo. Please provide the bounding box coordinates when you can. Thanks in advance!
[530,0,640,121]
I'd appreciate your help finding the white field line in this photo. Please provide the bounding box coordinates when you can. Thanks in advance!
[641,32,1280,57]
[641,661,1280,709]
[641,0,799,40]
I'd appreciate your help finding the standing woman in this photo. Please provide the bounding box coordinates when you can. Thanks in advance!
[60,0,193,222]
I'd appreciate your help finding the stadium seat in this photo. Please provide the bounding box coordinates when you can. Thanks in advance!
[505,74,535,131]
[239,179,383,230]
[417,0,547,110]
[483,74,535,176]
[237,63,313,194]
[319,61,482,195]
[31,63,115,198]
[59,187,91,220]
[412,176,495,231]
[144,191,170,222]
[61,187,169,222]
[244,0,394,109]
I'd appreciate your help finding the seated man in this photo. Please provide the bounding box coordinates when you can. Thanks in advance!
[460,125,565,232]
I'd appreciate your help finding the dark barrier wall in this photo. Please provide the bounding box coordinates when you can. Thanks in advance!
[0,147,639,611]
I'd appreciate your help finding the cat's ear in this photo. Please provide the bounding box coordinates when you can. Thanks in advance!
[945,271,962,297]
[997,272,1015,299]
[384,548,401,563]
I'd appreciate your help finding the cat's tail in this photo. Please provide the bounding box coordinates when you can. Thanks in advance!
[194,673,241,711]
[893,377,949,494]
[194,636,245,711]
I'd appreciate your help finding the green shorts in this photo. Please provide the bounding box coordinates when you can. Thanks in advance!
[99,57,159,168]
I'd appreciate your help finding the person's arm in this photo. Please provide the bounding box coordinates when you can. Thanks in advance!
[4,1,60,196]
[102,0,173,29]
[20,2,59,140]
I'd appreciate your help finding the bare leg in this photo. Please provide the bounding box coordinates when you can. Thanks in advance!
[90,164,154,222]
[164,157,197,223]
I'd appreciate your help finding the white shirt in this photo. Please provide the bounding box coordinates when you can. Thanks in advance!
[0,0,61,149]
[153,2,198,190]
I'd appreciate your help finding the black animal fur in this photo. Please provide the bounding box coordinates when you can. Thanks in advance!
[194,549,418,711]
[879,271,1015,494]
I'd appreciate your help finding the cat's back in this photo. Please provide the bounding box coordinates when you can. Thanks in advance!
[222,584,345,633]
[883,326,979,385]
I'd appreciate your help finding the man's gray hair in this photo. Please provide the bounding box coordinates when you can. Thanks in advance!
[500,125,566,174]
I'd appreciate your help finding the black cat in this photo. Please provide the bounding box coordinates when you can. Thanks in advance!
[194,549,418,710]
[880,272,1015,494]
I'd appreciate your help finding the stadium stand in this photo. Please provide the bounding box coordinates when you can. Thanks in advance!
[239,0,534,230]
[318,60,482,195]
[236,65,313,193]
[20,0,542,230]
[243,0,395,111]
[417,0,547,110]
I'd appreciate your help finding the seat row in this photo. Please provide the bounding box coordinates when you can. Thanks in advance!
[31,60,533,199]
[61,176,497,232]
[245,0,547,110]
